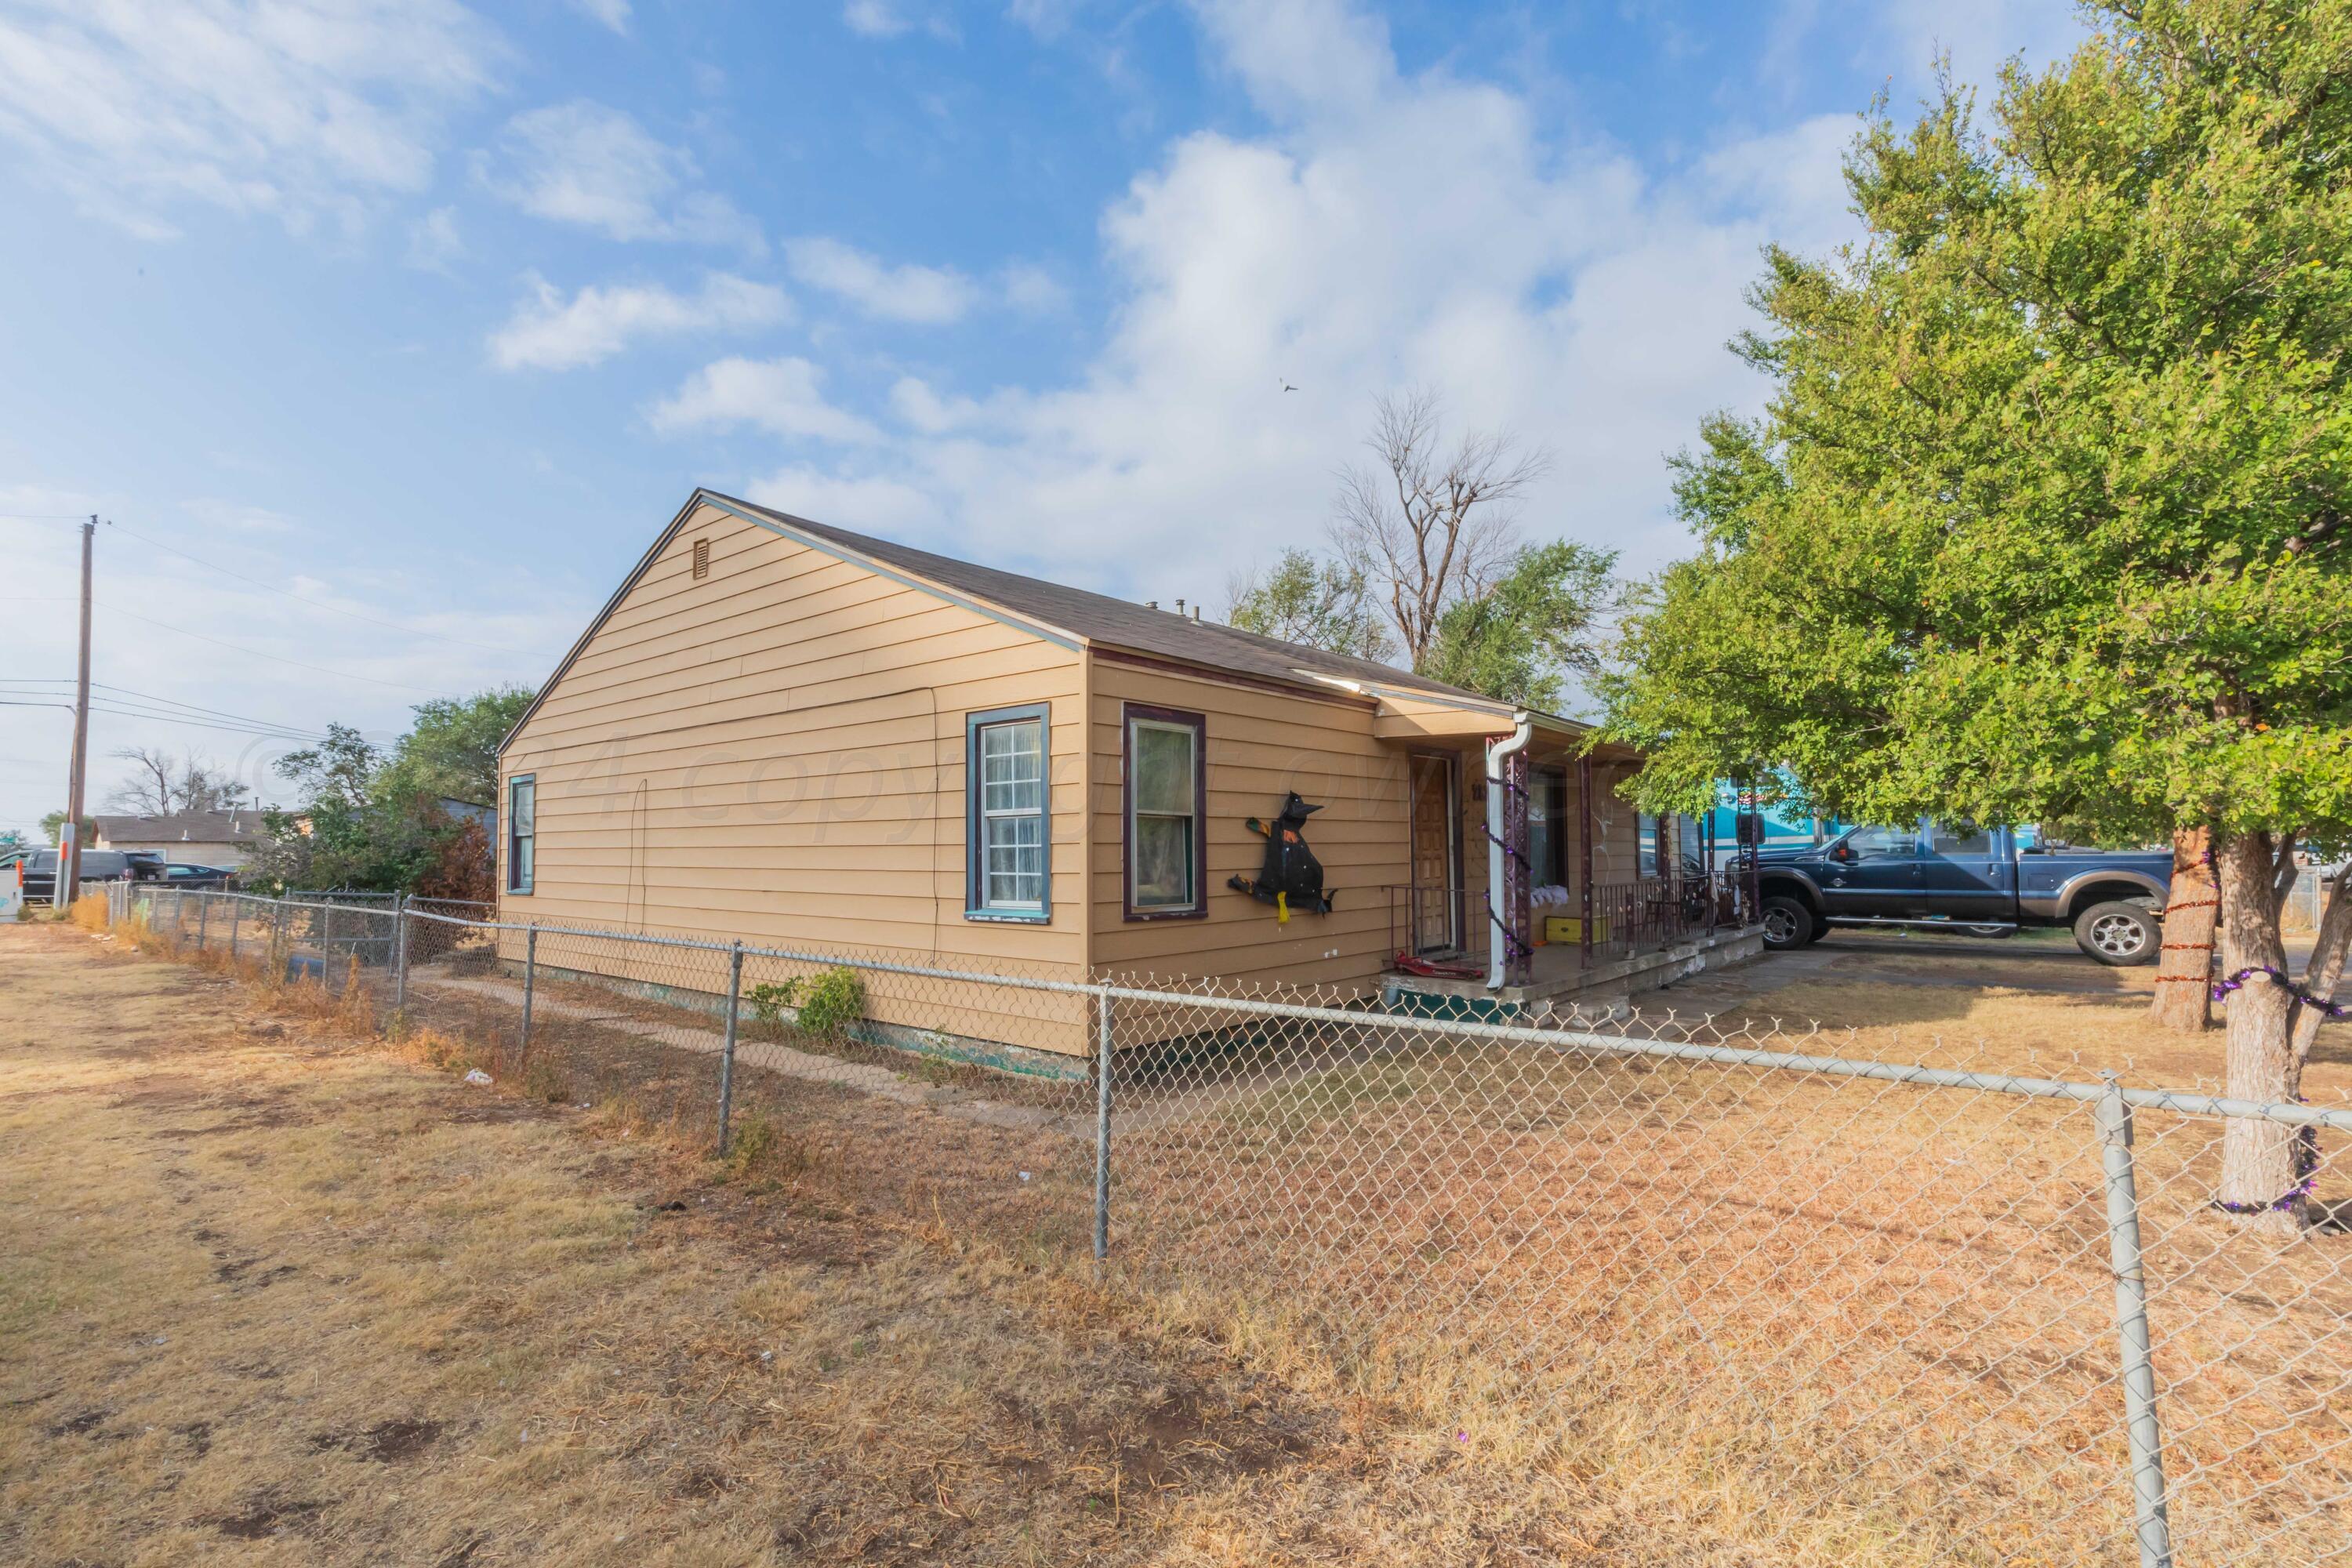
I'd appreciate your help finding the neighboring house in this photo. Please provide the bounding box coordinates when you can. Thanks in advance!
[495,490,1755,1061]
[93,809,266,870]
[437,798,495,835]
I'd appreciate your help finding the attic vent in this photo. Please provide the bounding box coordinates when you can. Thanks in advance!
[691,538,711,579]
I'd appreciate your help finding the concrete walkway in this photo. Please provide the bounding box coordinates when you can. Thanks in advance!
[410,969,1093,1139]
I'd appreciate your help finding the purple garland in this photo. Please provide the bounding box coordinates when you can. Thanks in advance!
[2211,966,2352,1020]
[2213,1120,2322,1216]
[2201,844,2336,1214]
[1481,774,1534,961]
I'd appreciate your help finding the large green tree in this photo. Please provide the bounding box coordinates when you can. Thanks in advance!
[1419,539,1620,710]
[374,687,534,808]
[1225,548,1395,661]
[1602,0,2352,1229]
[245,688,535,895]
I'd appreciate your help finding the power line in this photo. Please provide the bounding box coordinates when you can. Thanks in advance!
[0,697,328,742]
[0,695,325,745]
[94,601,448,696]
[2,678,332,739]
[102,519,543,655]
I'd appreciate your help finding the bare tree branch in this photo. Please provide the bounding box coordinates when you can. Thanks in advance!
[103,746,238,816]
[1328,387,1550,663]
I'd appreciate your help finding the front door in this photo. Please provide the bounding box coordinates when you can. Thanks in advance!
[1408,753,1459,952]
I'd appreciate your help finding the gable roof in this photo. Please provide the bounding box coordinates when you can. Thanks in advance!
[504,487,1566,755]
[706,492,1522,707]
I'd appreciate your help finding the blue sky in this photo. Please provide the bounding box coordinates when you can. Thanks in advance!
[0,0,2086,837]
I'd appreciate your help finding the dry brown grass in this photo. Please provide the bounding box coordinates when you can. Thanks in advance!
[16,913,2348,1565]
[5,919,1770,1567]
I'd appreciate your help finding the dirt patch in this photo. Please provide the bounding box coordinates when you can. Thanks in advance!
[0,921,1375,1568]
[44,1408,112,1438]
[209,1495,327,1540]
[312,1418,445,1463]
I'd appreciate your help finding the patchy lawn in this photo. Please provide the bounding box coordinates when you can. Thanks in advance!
[7,913,2345,1566]
[0,923,1344,1566]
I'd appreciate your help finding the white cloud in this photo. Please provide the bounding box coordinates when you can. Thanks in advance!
[650,358,880,445]
[481,100,760,249]
[0,0,499,238]
[746,466,941,536]
[997,261,1067,314]
[718,0,1889,623]
[405,205,463,270]
[840,0,956,42]
[488,273,789,372]
[784,237,977,324]
[569,0,630,34]
[842,0,906,37]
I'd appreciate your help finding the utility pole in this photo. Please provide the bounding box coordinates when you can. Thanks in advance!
[58,517,93,900]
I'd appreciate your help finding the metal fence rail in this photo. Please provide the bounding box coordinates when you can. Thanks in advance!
[119,885,2352,1566]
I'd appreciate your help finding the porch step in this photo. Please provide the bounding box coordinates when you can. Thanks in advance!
[1386,988,1524,1025]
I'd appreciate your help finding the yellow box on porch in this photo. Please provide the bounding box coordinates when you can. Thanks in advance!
[1544,914,1610,943]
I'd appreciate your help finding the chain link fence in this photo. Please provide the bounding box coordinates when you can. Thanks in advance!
[115,884,2350,1566]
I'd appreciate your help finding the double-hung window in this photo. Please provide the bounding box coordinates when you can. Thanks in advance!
[1124,705,1205,919]
[966,706,1049,920]
[506,774,535,895]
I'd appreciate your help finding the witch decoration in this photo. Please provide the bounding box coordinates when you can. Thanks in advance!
[1227,792,1335,923]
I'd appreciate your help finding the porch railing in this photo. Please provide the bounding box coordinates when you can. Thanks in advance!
[1392,867,1759,982]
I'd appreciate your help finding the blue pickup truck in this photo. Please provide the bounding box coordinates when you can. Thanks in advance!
[1753,821,2174,965]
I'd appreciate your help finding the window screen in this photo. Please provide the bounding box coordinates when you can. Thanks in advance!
[971,714,1047,915]
[507,775,535,894]
[1127,710,1203,916]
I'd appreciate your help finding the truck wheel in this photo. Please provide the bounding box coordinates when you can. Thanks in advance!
[2074,901,2158,966]
[1804,920,1832,945]
[1761,896,1814,951]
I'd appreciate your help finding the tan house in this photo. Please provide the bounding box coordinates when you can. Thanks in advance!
[495,490,1756,1061]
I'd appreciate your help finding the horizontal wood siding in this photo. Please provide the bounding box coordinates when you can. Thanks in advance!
[501,501,1089,1054]
[1087,657,1448,999]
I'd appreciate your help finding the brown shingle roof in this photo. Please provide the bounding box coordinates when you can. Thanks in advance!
[93,810,266,847]
[709,492,1516,709]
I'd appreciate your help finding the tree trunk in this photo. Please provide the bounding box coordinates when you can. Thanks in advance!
[2214,830,2307,1233]
[2148,824,2217,1032]
[2289,864,2351,1069]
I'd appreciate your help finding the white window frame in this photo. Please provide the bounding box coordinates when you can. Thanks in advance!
[965,706,1051,922]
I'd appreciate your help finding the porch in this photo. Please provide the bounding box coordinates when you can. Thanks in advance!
[1370,702,1765,1015]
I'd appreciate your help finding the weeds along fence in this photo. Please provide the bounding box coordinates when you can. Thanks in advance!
[119,884,2350,1567]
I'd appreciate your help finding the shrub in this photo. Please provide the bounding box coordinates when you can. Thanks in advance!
[723,1110,813,1183]
[69,891,110,932]
[795,967,865,1040]
[746,980,800,1025]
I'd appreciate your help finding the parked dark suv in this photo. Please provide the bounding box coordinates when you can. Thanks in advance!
[1753,820,2174,965]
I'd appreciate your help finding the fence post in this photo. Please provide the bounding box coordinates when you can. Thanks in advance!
[1094,984,1113,1270]
[273,895,288,980]
[229,894,241,961]
[197,891,209,950]
[2097,1074,2175,1568]
[717,940,744,1156]
[519,923,538,1063]
[391,893,407,1011]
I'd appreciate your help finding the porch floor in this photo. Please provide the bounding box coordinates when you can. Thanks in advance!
[1381,923,1767,1019]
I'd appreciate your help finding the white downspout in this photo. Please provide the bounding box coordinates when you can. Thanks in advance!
[1485,712,1534,989]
